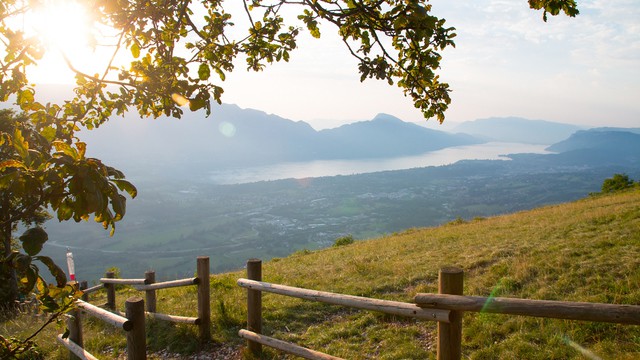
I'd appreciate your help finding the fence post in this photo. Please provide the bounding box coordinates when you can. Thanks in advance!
[197,256,211,342]
[66,307,83,360]
[126,297,146,360]
[437,267,463,360]
[247,259,262,356]
[105,271,116,311]
[79,281,88,302]
[144,271,156,313]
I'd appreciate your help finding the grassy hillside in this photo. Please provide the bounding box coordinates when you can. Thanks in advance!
[4,189,639,359]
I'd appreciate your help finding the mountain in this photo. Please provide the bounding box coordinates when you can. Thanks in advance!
[586,127,640,135]
[547,129,640,153]
[504,129,640,169]
[79,104,483,176]
[452,117,583,144]
[318,113,482,158]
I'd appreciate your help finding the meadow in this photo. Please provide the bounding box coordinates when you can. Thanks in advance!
[3,189,639,359]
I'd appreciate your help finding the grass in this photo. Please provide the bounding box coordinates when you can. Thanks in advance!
[3,189,639,359]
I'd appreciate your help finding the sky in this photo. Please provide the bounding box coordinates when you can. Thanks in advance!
[26,0,640,130]
[219,0,640,130]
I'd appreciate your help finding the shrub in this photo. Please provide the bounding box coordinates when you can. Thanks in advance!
[333,235,355,247]
[601,173,635,193]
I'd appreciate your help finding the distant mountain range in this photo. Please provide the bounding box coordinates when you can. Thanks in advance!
[453,117,583,144]
[80,104,482,173]
[75,104,640,179]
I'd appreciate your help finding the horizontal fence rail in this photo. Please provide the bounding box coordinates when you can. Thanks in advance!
[83,284,104,295]
[414,293,640,325]
[133,277,198,291]
[59,257,211,360]
[76,299,131,331]
[56,335,99,360]
[237,278,450,322]
[100,278,148,285]
[145,312,200,325]
[239,329,345,360]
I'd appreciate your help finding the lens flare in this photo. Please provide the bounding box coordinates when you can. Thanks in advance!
[219,121,236,137]
[171,93,190,107]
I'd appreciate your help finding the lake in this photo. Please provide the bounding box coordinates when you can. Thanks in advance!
[208,142,552,184]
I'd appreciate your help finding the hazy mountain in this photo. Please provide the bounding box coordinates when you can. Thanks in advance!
[546,129,640,153]
[587,127,640,135]
[507,129,640,168]
[79,104,483,176]
[453,117,583,144]
[318,113,482,158]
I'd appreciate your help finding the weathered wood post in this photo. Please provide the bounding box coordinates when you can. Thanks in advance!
[144,271,156,313]
[105,271,116,311]
[247,259,262,356]
[437,267,463,360]
[197,256,211,342]
[66,307,83,360]
[125,297,146,360]
[79,281,89,302]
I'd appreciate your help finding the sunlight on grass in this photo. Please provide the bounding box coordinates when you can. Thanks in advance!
[4,189,639,359]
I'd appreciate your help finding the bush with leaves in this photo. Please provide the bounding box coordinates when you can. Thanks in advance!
[333,234,355,247]
[601,173,636,193]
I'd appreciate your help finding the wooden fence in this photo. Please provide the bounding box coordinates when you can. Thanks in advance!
[237,260,640,360]
[56,256,211,360]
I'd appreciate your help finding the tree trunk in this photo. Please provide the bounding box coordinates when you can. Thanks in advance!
[0,221,19,310]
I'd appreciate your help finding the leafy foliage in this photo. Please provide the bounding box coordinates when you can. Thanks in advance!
[333,234,355,247]
[601,173,636,193]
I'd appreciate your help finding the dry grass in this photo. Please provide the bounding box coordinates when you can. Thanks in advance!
[5,189,639,359]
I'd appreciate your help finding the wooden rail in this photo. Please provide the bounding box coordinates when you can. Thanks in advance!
[238,260,639,360]
[134,277,198,291]
[100,278,148,285]
[60,297,145,360]
[237,278,450,322]
[239,329,345,360]
[82,284,104,295]
[56,335,99,360]
[414,293,640,325]
[239,259,451,360]
[145,312,200,325]
[93,257,211,342]
[76,299,131,331]
[59,257,212,359]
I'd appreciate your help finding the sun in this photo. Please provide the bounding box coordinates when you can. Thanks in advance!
[23,0,109,84]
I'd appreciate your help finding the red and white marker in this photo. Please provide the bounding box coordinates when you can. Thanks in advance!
[66,248,76,281]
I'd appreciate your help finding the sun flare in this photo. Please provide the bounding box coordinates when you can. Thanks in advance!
[23,0,108,84]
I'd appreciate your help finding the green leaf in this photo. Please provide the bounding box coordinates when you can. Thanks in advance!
[0,160,26,170]
[12,253,32,272]
[131,42,140,58]
[20,266,38,293]
[13,129,29,159]
[111,194,126,220]
[112,179,137,198]
[35,256,67,287]
[189,98,206,112]
[198,63,211,80]
[52,141,79,159]
[17,89,35,106]
[19,227,49,256]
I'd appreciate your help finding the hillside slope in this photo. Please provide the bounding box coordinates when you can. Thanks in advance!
[24,190,640,359]
[211,189,640,359]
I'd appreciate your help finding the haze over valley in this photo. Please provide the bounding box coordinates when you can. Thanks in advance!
[41,104,640,280]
